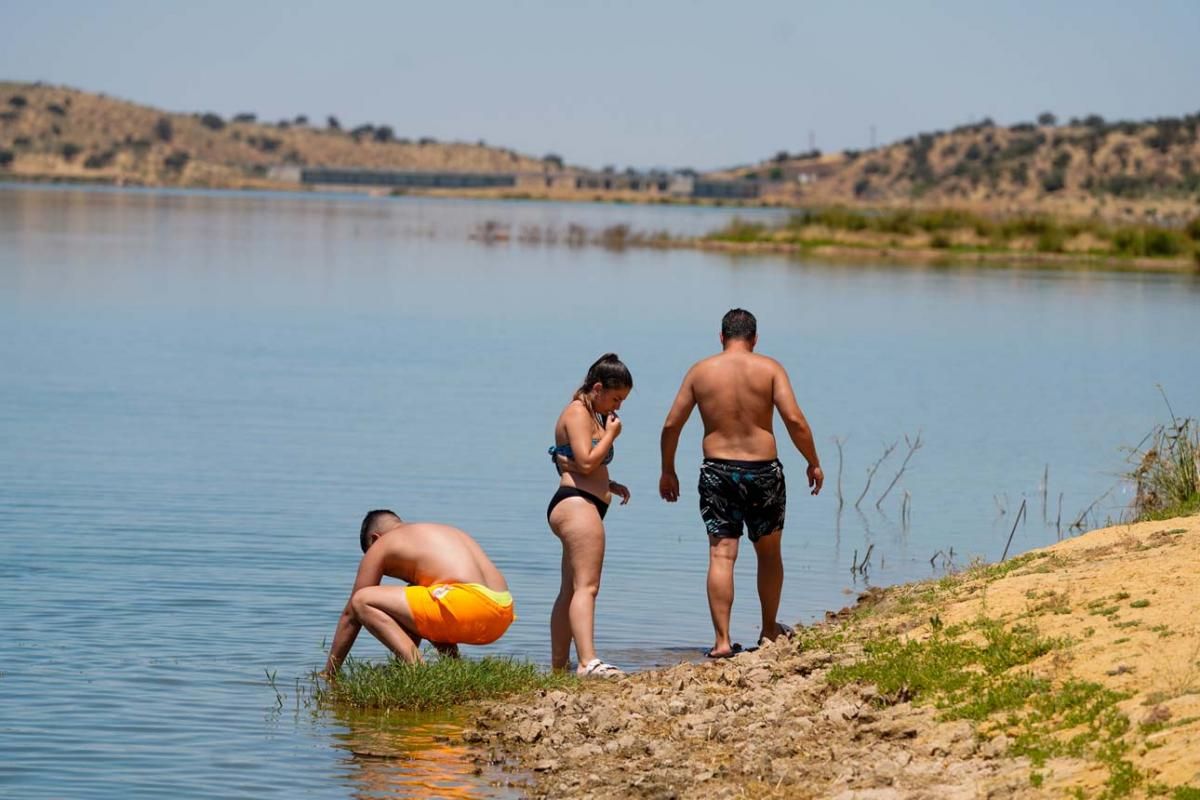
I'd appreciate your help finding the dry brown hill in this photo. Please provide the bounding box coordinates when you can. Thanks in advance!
[0,82,553,188]
[727,114,1200,222]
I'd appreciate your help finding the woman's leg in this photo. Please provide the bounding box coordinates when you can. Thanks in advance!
[549,546,574,670]
[549,497,606,670]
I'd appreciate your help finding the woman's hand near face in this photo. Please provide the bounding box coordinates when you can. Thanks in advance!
[605,412,622,438]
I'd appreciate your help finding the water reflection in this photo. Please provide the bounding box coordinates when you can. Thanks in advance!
[329,707,522,800]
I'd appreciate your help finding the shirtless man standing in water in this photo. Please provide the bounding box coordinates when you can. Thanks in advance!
[659,309,823,658]
[323,510,514,675]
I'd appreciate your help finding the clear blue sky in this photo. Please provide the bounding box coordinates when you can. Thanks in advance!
[3,0,1198,170]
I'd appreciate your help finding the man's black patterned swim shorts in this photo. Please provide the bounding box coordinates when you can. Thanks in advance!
[698,458,786,542]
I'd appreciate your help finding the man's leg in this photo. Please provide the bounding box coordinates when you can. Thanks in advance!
[707,534,740,656]
[350,585,424,664]
[752,529,785,642]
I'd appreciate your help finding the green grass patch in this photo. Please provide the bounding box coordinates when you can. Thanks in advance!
[1130,599,1151,609]
[318,654,576,711]
[826,616,1146,796]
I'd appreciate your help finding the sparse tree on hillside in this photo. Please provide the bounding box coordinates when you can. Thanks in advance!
[155,117,173,142]
[199,113,225,131]
[1037,111,1057,126]
[0,149,14,168]
[327,116,340,130]
[60,142,81,161]
[7,95,27,108]
[774,150,790,163]
[374,126,395,143]
[543,153,564,169]
[294,115,308,126]
[233,113,257,123]
[163,150,190,172]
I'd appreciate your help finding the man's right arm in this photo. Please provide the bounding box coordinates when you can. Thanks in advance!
[659,369,697,502]
[772,365,824,495]
[323,549,385,677]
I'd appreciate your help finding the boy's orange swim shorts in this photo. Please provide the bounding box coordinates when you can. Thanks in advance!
[404,583,514,645]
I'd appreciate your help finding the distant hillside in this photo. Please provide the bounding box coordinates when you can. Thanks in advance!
[0,82,553,188]
[728,113,1200,220]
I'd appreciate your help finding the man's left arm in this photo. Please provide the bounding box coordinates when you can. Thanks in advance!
[772,365,823,495]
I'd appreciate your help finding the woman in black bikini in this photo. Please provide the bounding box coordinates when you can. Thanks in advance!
[547,353,632,677]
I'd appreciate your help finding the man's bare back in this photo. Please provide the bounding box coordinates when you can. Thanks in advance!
[689,349,788,461]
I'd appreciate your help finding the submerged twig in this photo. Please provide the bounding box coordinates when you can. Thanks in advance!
[833,436,846,510]
[855,440,898,509]
[1001,498,1028,562]
[1071,485,1116,531]
[876,430,923,509]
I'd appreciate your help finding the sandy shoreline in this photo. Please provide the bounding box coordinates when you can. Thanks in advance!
[467,515,1200,798]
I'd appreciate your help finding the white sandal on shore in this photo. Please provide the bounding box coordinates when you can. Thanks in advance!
[578,658,624,678]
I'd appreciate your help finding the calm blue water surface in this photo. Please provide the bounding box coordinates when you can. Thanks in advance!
[1,184,1197,798]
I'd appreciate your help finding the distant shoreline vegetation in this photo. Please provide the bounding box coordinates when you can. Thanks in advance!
[701,207,1200,271]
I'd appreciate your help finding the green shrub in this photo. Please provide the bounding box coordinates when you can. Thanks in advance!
[83,150,115,169]
[1144,229,1185,257]
[1041,169,1066,193]
[1037,227,1067,252]
[1185,217,1200,241]
[0,149,13,167]
[163,150,190,171]
[60,142,81,161]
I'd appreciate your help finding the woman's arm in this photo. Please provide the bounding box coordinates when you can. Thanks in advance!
[562,403,619,475]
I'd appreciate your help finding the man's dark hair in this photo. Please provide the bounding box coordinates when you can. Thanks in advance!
[360,509,400,553]
[721,308,757,341]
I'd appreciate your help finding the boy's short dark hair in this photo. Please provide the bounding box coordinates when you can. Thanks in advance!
[360,509,400,552]
[721,308,757,341]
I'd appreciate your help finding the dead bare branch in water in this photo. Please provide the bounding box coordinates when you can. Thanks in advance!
[1041,464,1049,522]
[833,436,846,510]
[1001,498,1028,561]
[875,430,923,509]
[1071,485,1116,531]
[1056,492,1064,539]
[929,547,956,571]
[855,440,897,509]
[901,490,912,527]
[851,544,875,576]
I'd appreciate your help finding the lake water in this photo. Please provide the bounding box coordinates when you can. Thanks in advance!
[1,184,1197,798]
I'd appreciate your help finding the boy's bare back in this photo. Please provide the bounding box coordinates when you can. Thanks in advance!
[370,523,508,592]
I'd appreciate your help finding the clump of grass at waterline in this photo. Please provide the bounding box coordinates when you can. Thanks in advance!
[1129,407,1200,522]
[707,206,1200,265]
[317,654,577,711]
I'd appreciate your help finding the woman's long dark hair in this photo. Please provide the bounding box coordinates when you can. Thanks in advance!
[573,353,633,421]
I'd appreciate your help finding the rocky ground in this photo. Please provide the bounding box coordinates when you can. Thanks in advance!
[467,516,1200,798]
